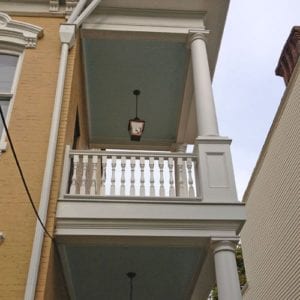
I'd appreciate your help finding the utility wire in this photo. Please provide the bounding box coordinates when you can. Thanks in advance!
[0,105,54,241]
[1,106,71,298]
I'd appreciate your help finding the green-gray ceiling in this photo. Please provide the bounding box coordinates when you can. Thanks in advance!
[82,35,188,149]
[65,245,204,300]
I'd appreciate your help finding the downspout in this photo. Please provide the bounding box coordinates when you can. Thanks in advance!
[24,0,102,299]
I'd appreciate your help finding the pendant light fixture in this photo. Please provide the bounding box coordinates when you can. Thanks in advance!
[126,272,136,300]
[128,89,145,141]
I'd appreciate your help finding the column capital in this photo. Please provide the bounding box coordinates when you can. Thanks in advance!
[211,238,239,254]
[188,30,210,45]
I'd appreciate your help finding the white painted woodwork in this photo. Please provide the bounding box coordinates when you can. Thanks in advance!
[90,155,98,195]
[139,157,145,196]
[110,156,117,195]
[212,240,242,300]
[130,157,136,196]
[120,156,126,196]
[79,155,88,195]
[168,158,175,197]
[149,157,155,196]
[100,156,106,195]
[187,157,195,197]
[62,149,198,199]
[69,154,79,194]
[158,157,165,196]
[194,137,238,203]
[190,32,219,136]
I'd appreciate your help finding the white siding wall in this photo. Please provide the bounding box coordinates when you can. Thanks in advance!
[241,60,300,300]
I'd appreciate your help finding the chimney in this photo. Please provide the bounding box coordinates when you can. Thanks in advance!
[275,26,300,85]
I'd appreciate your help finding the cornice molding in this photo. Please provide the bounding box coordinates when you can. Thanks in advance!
[0,12,43,49]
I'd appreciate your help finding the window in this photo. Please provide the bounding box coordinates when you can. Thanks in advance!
[0,12,43,151]
[0,53,19,149]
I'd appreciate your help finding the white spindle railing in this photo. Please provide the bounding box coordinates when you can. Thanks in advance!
[63,149,199,199]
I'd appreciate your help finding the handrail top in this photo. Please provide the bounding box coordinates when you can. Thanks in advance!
[69,149,198,159]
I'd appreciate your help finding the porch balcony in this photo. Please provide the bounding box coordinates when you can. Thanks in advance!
[54,3,245,299]
[60,146,200,201]
[55,145,245,300]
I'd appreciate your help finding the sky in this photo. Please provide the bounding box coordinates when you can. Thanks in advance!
[212,0,299,200]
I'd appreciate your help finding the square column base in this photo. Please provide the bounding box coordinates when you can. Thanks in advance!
[194,136,238,203]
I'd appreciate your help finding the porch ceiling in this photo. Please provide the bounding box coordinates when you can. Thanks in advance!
[82,34,189,149]
[61,244,206,300]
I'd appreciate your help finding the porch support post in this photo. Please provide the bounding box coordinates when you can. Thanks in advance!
[212,239,242,300]
[189,31,219,136]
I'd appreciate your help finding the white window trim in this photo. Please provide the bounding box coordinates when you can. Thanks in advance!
[0,12,43,152]
[0,50,24,151]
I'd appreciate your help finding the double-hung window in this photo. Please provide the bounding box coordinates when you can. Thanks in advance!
[0,12,43,151]
[0,53,19,149]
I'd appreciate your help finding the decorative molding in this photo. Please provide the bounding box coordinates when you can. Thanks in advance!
[0,12,43,49]
[49,0,59,12]
[188,29,210,45]
[66,0,79,14]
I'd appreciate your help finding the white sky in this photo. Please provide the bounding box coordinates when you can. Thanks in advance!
[212,0,299,200]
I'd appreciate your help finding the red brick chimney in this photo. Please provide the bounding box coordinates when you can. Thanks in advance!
[275,26,300,85]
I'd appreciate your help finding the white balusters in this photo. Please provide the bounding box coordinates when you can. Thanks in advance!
[69,154,79,194]
[176,157,187,197]
[80,155,88,195]
[168,158,175,197]
[120,156,126,196]
[139,157,145,196]
[110,156,117,195]
[149,157,155,196]
[100,156,107,195]
[130,157,136,196]
[159,157,165,196]
[90,155,98,195]
[65,150,198,199]
[187,158,195,197]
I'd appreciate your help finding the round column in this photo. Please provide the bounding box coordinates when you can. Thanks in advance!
[212,240,242,300]
[189,32,219,136]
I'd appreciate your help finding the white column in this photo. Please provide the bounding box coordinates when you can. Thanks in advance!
[190,32,219,136]
[212,240,242,300]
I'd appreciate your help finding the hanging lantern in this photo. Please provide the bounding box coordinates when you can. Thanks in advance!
[128,89,145,141]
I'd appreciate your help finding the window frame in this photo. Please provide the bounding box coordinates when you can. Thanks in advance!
[0,50,24,151]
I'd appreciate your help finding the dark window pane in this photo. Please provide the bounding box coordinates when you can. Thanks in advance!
[0,54,18,93]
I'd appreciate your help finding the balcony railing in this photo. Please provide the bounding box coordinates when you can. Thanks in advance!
[60,146,200,200]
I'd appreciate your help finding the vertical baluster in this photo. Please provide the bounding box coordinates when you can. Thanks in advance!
[176,157,187,197]
[110,156,117,195]
[120,156,126,196]
[90,155,98,195]
[100,156,107,195]
[158,157,165,196]
[186,158,195,197]
[130,157,136,196]
[168,157,175,197]
[70,154,79,194]
[149,157,155,196]
[80,155,88,195]
[139,157,145,196]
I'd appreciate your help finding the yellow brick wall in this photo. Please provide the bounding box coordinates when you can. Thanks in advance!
[241,59,300,299]
[35,33,88,300]
[0,16,64,300]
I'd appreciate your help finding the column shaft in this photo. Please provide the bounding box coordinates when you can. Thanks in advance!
[213,241,242,300]
[190,33,219,136]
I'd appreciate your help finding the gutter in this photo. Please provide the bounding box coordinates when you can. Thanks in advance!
[24,1,102,299]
